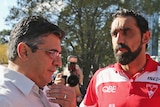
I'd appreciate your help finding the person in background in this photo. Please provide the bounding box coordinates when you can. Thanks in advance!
[54,55,85,106]
[0,15,76,107]
[80,8,160,107]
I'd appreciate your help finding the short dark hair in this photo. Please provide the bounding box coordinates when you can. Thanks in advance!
[112,8,149,35]
[7,15,65,61]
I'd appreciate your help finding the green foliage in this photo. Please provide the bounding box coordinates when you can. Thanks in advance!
[5,0,65,26]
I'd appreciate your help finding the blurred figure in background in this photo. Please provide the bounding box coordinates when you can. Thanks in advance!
[54,55,86,106]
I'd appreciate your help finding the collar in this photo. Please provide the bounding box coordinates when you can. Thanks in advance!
[2,67,36,96]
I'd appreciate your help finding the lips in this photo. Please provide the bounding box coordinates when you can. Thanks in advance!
[118,48,128,52]
[48,70,55,73]
[115,48,128,55]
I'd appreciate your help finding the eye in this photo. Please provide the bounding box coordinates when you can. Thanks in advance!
[111,30,118,37]
[122,28,130,35]
[47,50,61,58]
[48,50,59,55]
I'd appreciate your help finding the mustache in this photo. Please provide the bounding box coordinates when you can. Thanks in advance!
[115,43,130,51]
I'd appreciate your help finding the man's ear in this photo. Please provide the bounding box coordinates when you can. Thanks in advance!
[142,31,151,44]
[17,42,29,61]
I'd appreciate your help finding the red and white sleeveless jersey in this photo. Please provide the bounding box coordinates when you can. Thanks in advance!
[80,54,160,107]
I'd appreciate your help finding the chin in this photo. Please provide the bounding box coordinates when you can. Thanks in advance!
[47,77,53,84]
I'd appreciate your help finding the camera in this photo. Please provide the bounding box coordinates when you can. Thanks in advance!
[68,62,76,72]
[62,62,79,87]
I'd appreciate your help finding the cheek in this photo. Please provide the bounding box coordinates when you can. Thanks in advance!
[33,57,51,75]
[130,39,141,51]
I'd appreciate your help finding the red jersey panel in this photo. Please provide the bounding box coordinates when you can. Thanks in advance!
[80,54,160,107]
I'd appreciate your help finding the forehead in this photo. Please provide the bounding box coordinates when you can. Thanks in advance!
[69,57,77,62]
[111,16,137,30]
[39,34,62,51]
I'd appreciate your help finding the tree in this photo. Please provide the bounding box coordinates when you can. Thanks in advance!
[58,0,117,86]
[5,0,66,26]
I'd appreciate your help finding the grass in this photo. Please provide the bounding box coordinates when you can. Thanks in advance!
[0,44,8,64]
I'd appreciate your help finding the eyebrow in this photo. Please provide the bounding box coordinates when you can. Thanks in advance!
[49,49,61,54]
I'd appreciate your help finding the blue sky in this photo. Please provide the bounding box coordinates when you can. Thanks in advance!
[0,0,17,31]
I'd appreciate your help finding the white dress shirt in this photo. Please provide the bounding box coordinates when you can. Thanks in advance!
[0,65,60,107]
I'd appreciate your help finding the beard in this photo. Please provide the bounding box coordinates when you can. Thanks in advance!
[114,43,142,65]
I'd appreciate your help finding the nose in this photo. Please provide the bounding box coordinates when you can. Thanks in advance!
[53,56,62,67]
[116,31,125,44]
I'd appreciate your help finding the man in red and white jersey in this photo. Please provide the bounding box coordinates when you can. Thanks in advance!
[80,8,160,107]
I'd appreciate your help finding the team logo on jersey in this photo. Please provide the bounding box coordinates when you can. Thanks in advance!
[102,85,116,93]
[146,84,158,99]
